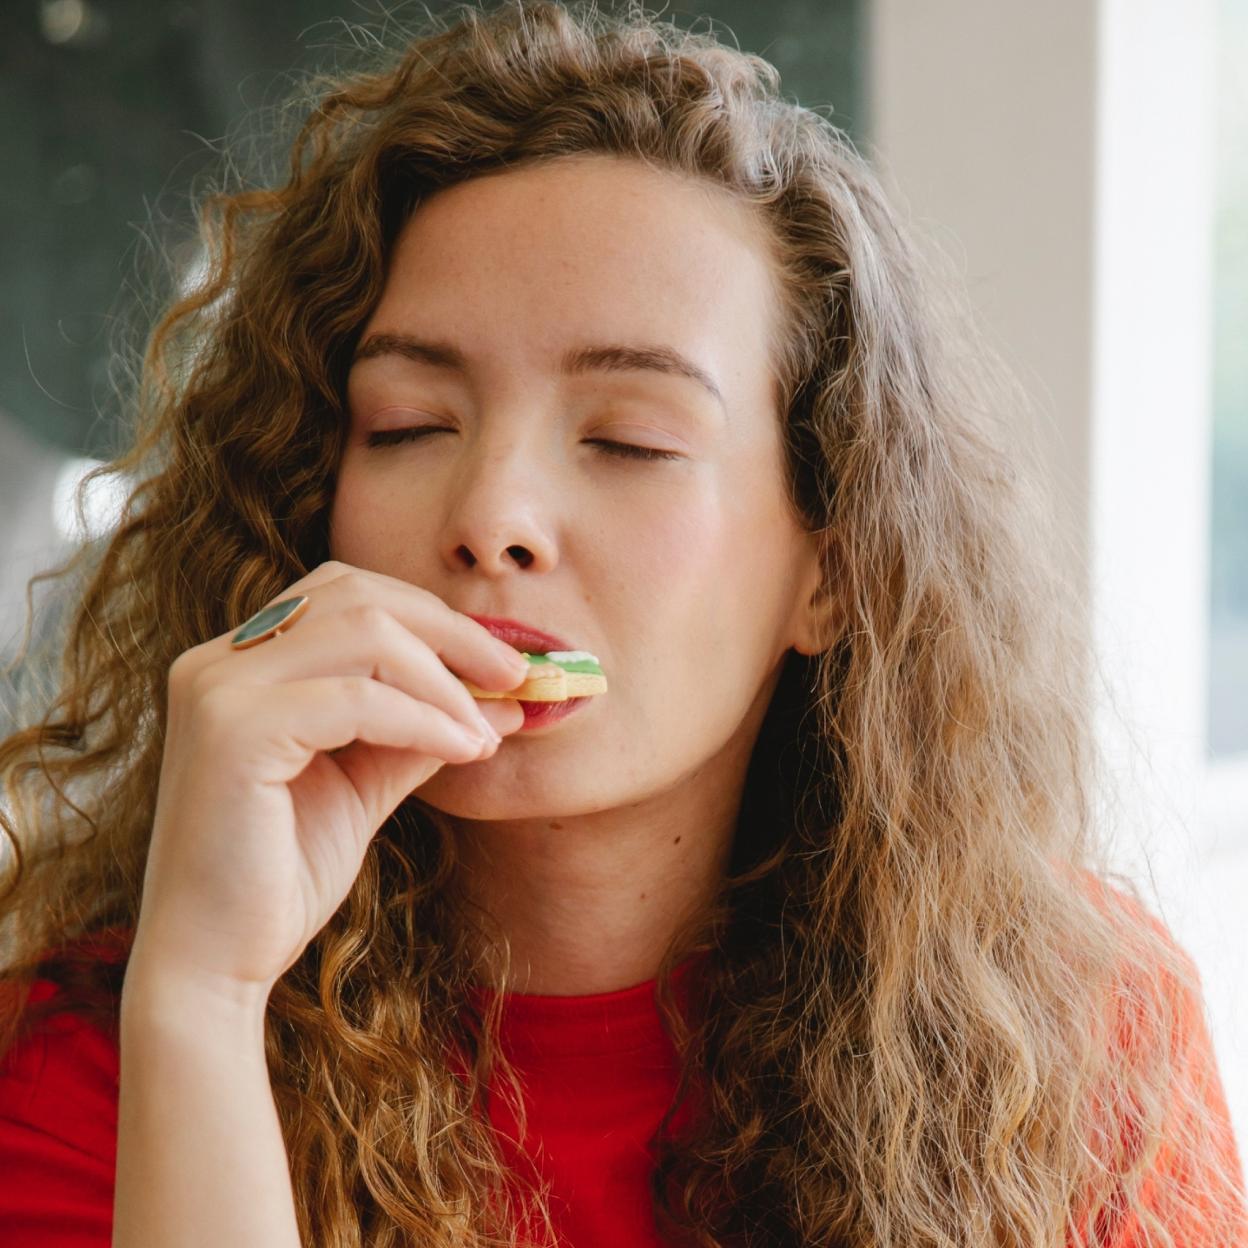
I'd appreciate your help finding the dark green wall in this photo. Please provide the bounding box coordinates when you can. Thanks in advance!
[1,0,863,459]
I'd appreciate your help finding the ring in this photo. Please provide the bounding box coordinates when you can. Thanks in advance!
[231,594,310,650]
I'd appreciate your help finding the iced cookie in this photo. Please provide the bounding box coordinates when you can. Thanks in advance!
[463,650,607,702]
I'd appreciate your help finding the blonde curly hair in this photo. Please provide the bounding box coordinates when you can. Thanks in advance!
[3,2,1244,1244]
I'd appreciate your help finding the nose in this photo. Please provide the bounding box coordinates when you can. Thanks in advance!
[439,431,559,576]
[454,539,541,572]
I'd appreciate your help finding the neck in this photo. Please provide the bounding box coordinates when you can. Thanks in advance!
[451,774,744,997]
[447,653,788,997]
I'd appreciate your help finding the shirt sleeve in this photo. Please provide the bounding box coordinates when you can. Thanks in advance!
[0,982,120,1248]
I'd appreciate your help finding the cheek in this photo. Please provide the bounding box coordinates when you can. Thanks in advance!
[604,485,728,613]
[602,489,741,700]
[612,467,778,599]
[616,467,794,695]
[327,462,408,564]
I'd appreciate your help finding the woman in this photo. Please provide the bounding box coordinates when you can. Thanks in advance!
[1,1,1244,1244]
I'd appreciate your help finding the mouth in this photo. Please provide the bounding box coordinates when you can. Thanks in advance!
[464,613,575,655]
[515,696,590,730]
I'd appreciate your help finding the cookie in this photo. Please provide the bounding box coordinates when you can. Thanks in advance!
[463,650,607,702]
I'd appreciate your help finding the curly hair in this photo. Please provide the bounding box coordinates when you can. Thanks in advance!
[2,2,1243,1245]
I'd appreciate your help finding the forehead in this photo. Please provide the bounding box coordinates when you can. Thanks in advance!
[361,155,781,411]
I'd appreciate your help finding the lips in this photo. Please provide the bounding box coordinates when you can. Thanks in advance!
[464,613,574,654]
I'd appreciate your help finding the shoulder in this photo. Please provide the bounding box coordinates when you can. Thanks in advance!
[0,928,129,1243]
[1068,869,1248,1244]
[0,984,119,1244]
[0,927,130,1163]
[1,986,120,1153]
[1064,866,1204,989]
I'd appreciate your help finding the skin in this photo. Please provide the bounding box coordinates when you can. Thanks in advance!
[330,152,829,995]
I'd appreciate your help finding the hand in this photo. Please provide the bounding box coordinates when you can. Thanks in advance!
[127,560,528,996]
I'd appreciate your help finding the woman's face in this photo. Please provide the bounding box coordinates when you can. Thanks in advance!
[331,153,824,821]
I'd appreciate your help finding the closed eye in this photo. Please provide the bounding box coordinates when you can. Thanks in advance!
[364,427,682,461]
[585,439,682,462]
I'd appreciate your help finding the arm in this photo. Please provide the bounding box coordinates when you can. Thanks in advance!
[112,961,301,1248]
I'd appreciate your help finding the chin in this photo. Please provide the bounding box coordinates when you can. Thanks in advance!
[407,764,588,821]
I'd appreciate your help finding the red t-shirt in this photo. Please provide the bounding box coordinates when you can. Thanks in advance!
[469,964,696,1245]
[0,931,695,1247]
[1,906,1245,1247]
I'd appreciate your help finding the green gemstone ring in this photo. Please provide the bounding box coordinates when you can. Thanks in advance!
[230,595,311,650]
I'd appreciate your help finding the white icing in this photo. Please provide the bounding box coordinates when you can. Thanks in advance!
[541,650,599,664]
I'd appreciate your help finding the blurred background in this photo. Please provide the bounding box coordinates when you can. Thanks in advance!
[1,0,1245,1154]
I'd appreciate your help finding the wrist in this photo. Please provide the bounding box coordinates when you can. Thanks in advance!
[121,950,273,1032]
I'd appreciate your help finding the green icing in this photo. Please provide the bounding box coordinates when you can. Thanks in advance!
[521,651,603,676]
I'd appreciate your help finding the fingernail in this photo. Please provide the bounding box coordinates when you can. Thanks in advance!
[477,713,502,744]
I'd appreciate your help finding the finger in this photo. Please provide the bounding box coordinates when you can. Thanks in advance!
[328,566,533,691]
[198,676,492,785]
[322,738,477,829]
[224,563,531,693]
[205,605,502,744]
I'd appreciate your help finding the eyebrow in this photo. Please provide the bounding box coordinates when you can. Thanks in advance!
[351,331,726,414]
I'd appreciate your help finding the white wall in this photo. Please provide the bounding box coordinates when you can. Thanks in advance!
[867,0,1247,1158]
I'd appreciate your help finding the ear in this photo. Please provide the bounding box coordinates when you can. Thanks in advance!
[792,587,842,656]
[789,532,842,657]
